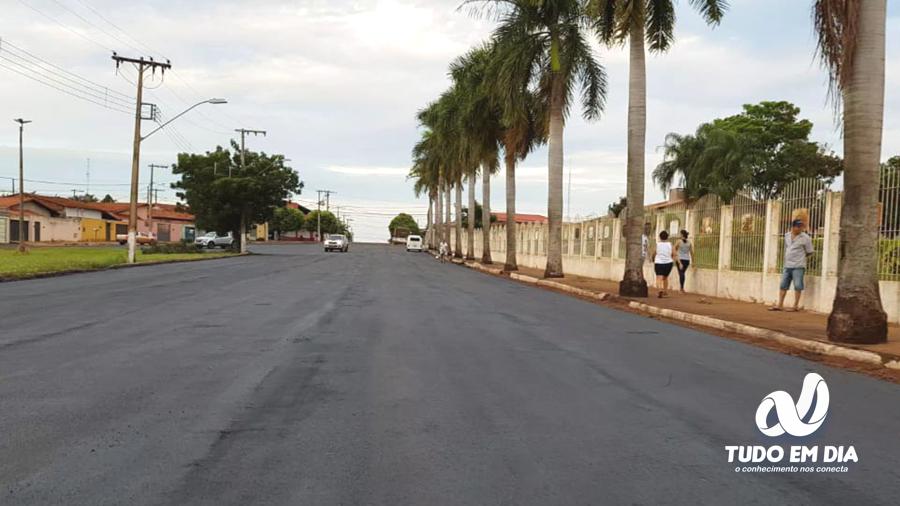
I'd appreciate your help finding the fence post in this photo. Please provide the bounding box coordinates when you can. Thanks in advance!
[612,218,622,259]
[822,192,842,278]
[762,200,782,274]
[719,205,734,270]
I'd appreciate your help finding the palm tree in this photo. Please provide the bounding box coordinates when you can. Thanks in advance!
[469,0,607,277]
[591,0,727,295]
[815,0,888,343]
[410,131,441,248]
[450,43,504,264]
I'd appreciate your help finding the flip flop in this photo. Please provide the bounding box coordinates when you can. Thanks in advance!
[768,306,782,311]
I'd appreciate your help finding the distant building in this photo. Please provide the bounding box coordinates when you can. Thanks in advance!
[491,212,548,225]
[0,193,196,243]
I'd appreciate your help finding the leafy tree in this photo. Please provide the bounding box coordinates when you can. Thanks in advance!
[607,196,627,218]
[100,194,116,203]
[654,101,843,202]
[271,206,304,235]
[303,210,343,236]
[171,144,303,251]
[73,193,99,203]
[461,201,497,229]
[591,0,727,296]
[389,213,421,237]
[470,0,608,278]
[815,0,888,343]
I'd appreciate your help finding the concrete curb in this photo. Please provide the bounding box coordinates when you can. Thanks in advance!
[536,279,613,302]
[460,260,897,371]
[628,301,890,368]
[0,252,247,283]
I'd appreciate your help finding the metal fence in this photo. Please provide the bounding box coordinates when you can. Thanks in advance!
[880,166,900,280]
[776,178,828,276]
[599,218,614,258]
[585,220,597,256]
[730,194,767,272]
[692,194,721,269]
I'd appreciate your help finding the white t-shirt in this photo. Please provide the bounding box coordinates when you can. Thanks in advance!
[655,241,673,264]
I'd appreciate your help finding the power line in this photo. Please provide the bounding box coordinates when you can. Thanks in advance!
[0,59,131,115]
[0,38,132,101]
[15,0,112,52]
[0,53,132,109]
[48,0,146,55]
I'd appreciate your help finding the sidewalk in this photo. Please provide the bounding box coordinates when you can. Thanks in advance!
[463,260,900,375]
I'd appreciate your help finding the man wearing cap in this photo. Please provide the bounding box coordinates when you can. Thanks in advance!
[770,219,814,311]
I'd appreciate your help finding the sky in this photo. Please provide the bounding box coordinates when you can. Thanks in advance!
[0,0,897,242]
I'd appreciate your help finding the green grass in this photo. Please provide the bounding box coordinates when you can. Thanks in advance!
[0,246,234,279]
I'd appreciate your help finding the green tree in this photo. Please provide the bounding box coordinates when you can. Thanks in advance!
[389,213,421,238]
[815,0,888,343]
[172,144,303,250]
[73,193,99,203]
[469,0,607,277]
[271,207,304,236]
[303,210,342,236]
[100,194,116,203]
[461,201,497,229]
[591,0,727,296]
[607,196,626,218]
[653,101,844,202]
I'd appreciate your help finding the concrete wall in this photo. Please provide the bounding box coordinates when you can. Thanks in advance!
[448,196,900,323]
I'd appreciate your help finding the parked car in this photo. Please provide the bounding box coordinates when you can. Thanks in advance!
[116,231,157,246]
[406,235,423,252]
[194,232,235,249]
[324,234,349,252]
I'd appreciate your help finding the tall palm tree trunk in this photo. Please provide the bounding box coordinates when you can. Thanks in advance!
[467,171,476,260]
[445,185,451,246]
[619,27,649,296]
[454,183,463,258]
[426,194,433,249]
[482,163,493,264]
[504,148,518,271]
[827,0,888,343]
[434,185,442,250]
[544,73,565,278]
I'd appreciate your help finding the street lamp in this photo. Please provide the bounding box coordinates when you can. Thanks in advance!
[140,98,227,142]
[125,98,227,264]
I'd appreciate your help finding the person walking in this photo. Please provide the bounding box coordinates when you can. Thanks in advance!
[651,230,675,298]
[770,219,814,311]
[674,230,694,293]
[439,240,449,263]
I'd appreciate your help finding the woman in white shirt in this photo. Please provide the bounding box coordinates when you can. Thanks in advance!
[651,230,674,298]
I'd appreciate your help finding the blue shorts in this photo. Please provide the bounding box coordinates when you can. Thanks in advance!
[780,267,805,291]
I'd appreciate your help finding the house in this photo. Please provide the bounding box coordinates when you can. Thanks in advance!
[256,201,316,241]
[0,193,196,243]
[491,212,548,225]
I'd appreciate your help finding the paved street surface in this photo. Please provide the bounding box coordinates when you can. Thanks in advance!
[2,243,899,505]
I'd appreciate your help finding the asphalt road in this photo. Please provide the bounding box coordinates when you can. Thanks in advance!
[2,243,899,505]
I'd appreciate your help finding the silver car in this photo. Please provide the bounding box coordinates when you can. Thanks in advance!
[324,234,349,252]
[195,232,234,249]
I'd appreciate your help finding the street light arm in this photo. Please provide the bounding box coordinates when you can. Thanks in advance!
[140,98,226,142]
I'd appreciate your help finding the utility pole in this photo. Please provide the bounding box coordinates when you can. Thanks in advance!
[14,118,31,252]
[316,189,335,242]
[234,128,266,253]
[113,54,171,263]
[146,164,167,236]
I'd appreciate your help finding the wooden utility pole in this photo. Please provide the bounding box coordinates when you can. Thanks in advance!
[112,54,171,263]
[233,128,266,253]
[147,163,167,236]
[14,118,31,252]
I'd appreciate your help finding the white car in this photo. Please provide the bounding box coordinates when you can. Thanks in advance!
[324,234,349,252]
[406,235,423,252]
[195,232,234,249]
